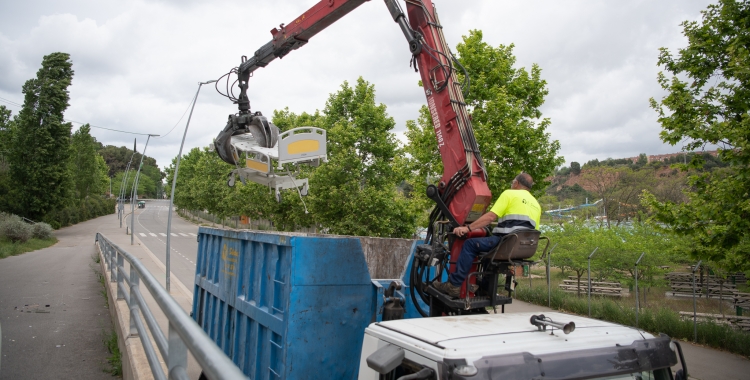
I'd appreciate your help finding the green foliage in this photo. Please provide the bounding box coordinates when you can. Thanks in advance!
[8,52,75,220]
[570,162,581,175]
[99,144,164,198]
[399,30,563,209]
[0,216,32,243]
[103,329,122,376]
[113,169,157,199]
[517,286,750,358]
[646,0,750,271]
[99,144,161,177]
[0,106,12,213]
[0,236,58,259]
[579,166,655,226]
[167,79,420,237]
[455,30,564,195]
[546,221,676,288]
[42,197,115,229]
[31,222,54,239]
[308,78,417,237]
[70,125,108,199]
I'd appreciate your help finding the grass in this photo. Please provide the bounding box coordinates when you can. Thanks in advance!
[93,252,122,376]
[515,270,750,358]
[103,329,123,377]
[0,237,58,259]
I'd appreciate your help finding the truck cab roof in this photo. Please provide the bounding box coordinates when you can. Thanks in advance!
[363,312,676,379]
[368,312,649,361]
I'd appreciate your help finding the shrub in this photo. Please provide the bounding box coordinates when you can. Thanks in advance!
[0,212,21,224]
[41,197,116,229]
[0,219,32,243]
[31,222,54,239]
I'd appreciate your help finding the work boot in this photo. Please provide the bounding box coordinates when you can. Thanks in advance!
[433,281,461,298]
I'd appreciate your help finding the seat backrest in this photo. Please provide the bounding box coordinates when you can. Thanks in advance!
[487,229,541,261]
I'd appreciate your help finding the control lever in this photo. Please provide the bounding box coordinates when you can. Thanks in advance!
[426,185,460,229]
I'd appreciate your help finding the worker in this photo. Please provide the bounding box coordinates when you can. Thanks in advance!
[433,172,541,298]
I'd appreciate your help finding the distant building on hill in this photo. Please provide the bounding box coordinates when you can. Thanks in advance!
[625,150,718,164]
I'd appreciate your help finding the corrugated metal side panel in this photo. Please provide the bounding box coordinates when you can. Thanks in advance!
[285,236,373,379]
[193,227,374,379]
[193,228,292,379]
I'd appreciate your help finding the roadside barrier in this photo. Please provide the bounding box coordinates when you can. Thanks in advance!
[95,232,245,380]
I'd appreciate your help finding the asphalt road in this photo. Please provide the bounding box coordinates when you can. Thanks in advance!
[123,199,200,290]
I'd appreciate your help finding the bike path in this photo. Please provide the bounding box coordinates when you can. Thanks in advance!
[0,215,115,379]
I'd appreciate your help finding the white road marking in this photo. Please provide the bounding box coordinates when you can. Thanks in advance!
[149,233,157,237]
[159,233,167,237]
[179,233,188,237]
[170,233,178,237]
[139,233,146,237]
[188,233,197,237]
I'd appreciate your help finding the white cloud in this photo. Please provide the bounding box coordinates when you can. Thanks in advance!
[0,0,714,171]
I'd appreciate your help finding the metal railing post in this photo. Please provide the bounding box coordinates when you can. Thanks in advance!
[168,322,189,378]
[110,248,117,283]
[95,232,245,380]
[104,244,111,272]
[692,260,702,342]
[117,252,125,300]
[129,266,140,337]
[587,247,598,317]
[635,252,645,328]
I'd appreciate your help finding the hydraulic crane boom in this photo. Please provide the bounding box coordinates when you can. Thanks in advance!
[217,0,494,313]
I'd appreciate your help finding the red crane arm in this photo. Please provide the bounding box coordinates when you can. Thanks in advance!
[230,0,492,269]
[402,1,491,226]
[235,1,491,226]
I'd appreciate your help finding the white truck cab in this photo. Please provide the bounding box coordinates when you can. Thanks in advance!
[359,312,682,380]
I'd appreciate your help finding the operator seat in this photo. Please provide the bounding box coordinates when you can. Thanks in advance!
[480,229,542,261]
[469,229,547,299]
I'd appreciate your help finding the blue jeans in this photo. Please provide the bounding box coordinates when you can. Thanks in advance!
[448,234,503,286]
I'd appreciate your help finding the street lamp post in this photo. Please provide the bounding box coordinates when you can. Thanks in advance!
[130,134,159,245]
[166,79,216,292]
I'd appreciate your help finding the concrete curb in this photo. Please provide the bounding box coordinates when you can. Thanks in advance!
[97,244,152,380]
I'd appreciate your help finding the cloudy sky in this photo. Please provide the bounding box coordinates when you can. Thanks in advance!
[0,0,713,171]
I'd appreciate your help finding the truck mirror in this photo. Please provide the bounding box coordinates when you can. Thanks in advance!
[366,344,404,374]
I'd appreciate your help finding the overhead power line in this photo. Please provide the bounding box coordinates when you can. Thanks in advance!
[0,93,197,138]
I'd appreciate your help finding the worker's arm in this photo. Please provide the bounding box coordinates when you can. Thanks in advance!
[453,211,498,237]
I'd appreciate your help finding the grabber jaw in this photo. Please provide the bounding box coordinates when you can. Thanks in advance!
[214,113,279,166]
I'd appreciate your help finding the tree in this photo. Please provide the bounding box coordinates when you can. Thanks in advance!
[308,78,418,237]
[400,30,563,205]
[646,0,750,270]
[580,166,654,227]
[636,153,648,168]
[570,161,581,175]
[456,30,564,195]
[70,124,107,199]
[0,106,12,212]
[546,221,616,296]
[8,52,75,220]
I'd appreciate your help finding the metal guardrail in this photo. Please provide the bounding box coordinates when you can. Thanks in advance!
[95,233,246,380]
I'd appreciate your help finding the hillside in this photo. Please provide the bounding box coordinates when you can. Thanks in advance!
[541,150,727,223]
